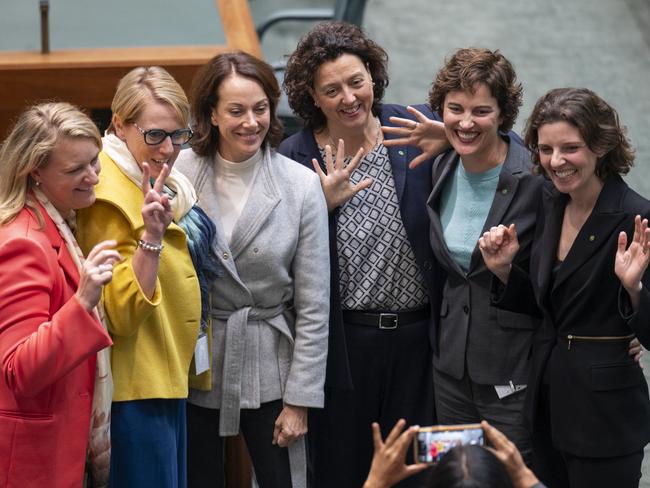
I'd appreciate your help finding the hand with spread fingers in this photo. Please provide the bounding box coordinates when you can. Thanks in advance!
[140,161,173,243]
[482,421,540,488]
[272,404,308,448]
[312,138,373,211]
[478,223,519,284]
[363,419,428,488]
[381,105,448,169]
[76,240,121,311]
[615,215,650,309]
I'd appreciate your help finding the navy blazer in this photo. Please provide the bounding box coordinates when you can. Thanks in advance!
[278,103,442,389]
[496,174,650,457]
[427,137,542,385]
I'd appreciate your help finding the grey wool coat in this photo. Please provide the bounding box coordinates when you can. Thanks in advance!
[175,146,329,471]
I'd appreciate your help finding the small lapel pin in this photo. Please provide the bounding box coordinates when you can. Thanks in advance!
[589,235,596,242]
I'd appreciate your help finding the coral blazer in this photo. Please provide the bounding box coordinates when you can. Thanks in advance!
[0,203,112,487]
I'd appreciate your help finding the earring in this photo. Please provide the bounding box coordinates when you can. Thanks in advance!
[314,101,320,108]
[35,180,41,187]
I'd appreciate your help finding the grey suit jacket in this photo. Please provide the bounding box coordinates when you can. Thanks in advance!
[175,147,330,418]
[427,137,542,385]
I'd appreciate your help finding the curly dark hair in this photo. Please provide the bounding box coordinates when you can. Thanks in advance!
[283,21,389,131]
[524,87,634,179]
[428,48,522,132]
[189,51,283,158]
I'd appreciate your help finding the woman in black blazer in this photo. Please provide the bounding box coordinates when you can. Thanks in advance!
[479,87,650,488]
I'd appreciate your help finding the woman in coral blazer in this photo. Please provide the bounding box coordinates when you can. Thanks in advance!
[0,103,119,487]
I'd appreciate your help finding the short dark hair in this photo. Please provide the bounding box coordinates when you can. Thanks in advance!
[427,445,515,488]
[524,87,634,179]
[428,48,522,132]
[283,21,389,131]
[189,51,283,158]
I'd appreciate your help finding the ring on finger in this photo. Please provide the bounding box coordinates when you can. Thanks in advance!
[412,121,418,130]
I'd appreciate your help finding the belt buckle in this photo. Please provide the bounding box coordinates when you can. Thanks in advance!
[379,313,398,329]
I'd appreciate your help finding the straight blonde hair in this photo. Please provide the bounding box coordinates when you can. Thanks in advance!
[107,66,190,133]
[0,102,101,226]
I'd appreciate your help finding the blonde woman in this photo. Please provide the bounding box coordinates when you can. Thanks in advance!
[76,67,219,487]
[0,102,119,487]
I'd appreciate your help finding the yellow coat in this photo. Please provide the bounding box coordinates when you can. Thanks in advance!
[76,153,204,400]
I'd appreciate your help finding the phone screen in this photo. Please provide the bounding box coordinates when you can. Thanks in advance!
[414,424,484,464]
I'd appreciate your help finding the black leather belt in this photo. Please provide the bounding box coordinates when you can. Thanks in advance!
[342,308,430,329]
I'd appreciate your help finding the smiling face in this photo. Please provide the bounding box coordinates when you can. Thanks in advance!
[114,99,184,178]
[442,83,504,168]
[31,136,101,215]
[311,53,374,134]
[538,121,604,201]
[211,73,270,162]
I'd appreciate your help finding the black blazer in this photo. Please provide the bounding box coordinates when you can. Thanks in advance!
[496,174,650,457]
[278,103,442,389]
[427,138,543,385]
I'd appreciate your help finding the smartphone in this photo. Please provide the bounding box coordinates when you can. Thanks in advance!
[413,423,484,464]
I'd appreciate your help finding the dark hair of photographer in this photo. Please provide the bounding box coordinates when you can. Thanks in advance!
[427,445,514,488]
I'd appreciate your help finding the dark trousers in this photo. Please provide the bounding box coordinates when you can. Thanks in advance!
[109,399,187,488]
[187,400,292,488]
[533,386,644,488]
[308,318,434,488]
[433,367,532,465]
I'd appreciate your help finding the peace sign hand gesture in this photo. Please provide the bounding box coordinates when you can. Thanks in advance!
[312,138,373,211]
[140,162,173,243]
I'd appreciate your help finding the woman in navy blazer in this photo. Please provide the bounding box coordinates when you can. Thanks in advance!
[479,88,650,488]
[278,21,447,488]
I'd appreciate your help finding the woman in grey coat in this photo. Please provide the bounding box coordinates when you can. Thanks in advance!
[175,52,330,488]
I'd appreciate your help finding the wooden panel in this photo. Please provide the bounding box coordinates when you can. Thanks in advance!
[0,0,261,137]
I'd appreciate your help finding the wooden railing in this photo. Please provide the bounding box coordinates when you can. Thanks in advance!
[0,0,261,137]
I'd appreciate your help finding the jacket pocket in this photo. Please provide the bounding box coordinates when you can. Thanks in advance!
[591,362,644,391]
[495,308,537,330]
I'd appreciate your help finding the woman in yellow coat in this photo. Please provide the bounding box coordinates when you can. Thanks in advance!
[76,67,219,487]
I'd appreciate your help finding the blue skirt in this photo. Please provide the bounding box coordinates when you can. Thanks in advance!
[109,398,187,488]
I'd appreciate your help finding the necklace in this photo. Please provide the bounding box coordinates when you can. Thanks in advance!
[327,116,382,156]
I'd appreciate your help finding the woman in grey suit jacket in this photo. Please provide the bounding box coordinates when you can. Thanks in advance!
[175,52,329,488]
[418,48,541,461]
[480,88,650,488]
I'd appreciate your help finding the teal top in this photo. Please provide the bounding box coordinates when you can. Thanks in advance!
[440,160,502,272]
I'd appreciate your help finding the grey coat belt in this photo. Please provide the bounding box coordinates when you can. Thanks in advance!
[211,303,290,436]
[212,304,306,488]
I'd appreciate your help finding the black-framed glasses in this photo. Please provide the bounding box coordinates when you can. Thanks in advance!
[134,123,193,146]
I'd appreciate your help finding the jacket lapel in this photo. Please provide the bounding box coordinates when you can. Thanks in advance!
[537,184,565,304]
[229,147,281,260]
[193,157,245,286]
[426,151,466,277]
[468,141,524,272]
[38,204,80,287]
[553,175,626,291]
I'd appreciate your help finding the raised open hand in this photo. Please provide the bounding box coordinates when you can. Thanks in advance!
[382,105,448,169]
[76,240,121,311]
[478,223,519,284]
[615,215,650,305]
[140,161,173,242]
[312,138,372,211]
